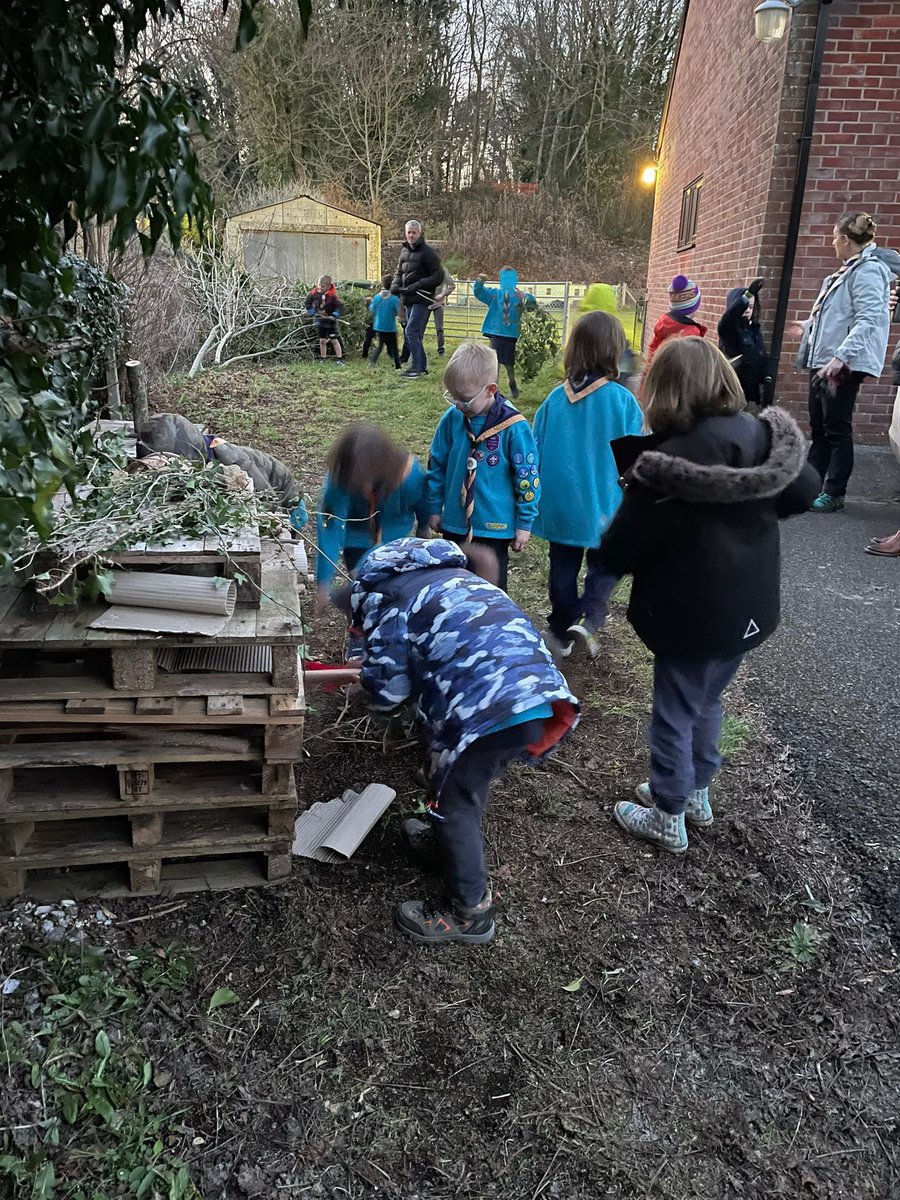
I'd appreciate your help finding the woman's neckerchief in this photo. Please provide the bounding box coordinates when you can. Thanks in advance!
[459,394,525,542]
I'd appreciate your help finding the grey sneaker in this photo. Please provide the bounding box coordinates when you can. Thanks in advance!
[635,781,713,828]
[395,891,495,944]
[613,801,688,854]
[566,618,599,658]
[543,630,573,663]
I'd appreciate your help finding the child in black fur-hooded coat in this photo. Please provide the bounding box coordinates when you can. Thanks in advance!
[598,338,819,856]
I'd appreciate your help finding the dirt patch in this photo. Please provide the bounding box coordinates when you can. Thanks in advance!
[2,612,898,1199]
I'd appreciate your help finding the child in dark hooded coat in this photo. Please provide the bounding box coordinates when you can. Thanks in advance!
[717,278,772,407]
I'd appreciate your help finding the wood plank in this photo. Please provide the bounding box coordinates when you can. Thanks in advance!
[0,589,54,648]
[266,851,292,881]
[111,648,157,690]
[118,764,154,800]
[207,695,244,716]
[270,646,300,690]
[5,811,285,867]
[65,697,108,715]
[135,696,176,715]
[0,671,283,702]
[264,724,304,763]
[19,852,282,899]
[0,866,26,900]
[130,860,161,893]
[0,820,34,856]
[0,739,259,768]
[0,766,295,818]
[0,584,28,629]
[130,813,164,848]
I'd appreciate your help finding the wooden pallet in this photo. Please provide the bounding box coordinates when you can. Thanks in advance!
[16,852,288,899]
[2,840,293,899]
[0,763,298,859]
[0,731,301,806]
[0,540,304,692]
[0,690,304,724]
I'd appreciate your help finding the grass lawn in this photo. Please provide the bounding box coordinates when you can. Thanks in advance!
[2,343,899,1199]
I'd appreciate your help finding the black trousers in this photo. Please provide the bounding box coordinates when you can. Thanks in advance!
[807,370,865,498]
[369,330,400,367]
[432,718,544,906]
[444,532,511,593]
[361,323,375,358]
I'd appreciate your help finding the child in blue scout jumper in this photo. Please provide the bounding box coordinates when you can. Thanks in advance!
[316,423,429,597]
[597,339,818,854]
[425,341,541,593]
[532,311,644,660]
[348,537,579,944]
[473,267,536,399]
[367,274,402,369]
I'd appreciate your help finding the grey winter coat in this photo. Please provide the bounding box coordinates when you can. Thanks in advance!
[143,413,303,509]
[797,244,900,377]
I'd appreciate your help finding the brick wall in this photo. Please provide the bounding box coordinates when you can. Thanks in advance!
[775,0,900,441]
[647,0,900,444]
[645,0,790,361]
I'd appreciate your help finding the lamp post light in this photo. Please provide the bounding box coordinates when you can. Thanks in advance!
[754,0,796,43]
[639,164,658,188]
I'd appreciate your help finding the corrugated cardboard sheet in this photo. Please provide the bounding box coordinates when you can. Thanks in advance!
[157,645,273,673]
[292,784,395,863]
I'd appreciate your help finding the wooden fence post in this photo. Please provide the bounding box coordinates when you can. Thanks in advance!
[125,360,150,457]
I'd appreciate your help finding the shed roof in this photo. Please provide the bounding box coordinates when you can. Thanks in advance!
[227,194,381,227]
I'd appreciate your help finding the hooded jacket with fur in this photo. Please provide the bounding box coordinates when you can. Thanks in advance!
[599,408,819,660]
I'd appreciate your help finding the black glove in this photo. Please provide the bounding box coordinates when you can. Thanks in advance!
[748,278,764,295]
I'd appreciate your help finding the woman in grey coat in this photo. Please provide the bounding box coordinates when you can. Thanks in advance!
[797,212,900,512]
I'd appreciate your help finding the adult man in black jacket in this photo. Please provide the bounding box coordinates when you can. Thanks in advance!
[391,220,443,378]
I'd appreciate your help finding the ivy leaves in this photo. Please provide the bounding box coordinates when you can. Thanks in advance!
[0,0,309,565]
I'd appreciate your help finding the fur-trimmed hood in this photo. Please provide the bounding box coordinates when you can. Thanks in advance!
[631,408,807,504]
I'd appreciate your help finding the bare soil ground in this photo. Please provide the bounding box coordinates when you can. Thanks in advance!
[1,360,898,1199]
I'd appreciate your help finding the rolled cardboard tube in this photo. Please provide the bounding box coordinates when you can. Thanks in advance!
[106,571,237,617]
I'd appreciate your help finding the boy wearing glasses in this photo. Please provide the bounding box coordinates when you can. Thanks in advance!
[425,342,540,592]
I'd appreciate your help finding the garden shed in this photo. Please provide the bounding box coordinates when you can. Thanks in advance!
[224,196,381,284]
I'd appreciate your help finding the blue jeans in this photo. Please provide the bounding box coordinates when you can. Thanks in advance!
[547,542,617,637]
[404,303,430,373]
[649,654,743,813]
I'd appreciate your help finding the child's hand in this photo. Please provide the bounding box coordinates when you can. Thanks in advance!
[512,529,531,552]
[427,514,443,534]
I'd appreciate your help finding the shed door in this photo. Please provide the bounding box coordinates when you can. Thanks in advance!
[243,231,367,283]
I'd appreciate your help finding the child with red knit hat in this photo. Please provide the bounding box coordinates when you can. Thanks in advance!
[645,275,707,366]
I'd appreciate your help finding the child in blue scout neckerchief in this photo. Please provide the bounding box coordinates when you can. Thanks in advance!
[346,536,579,945]
[532,311,643,661]
[473,267,537,399]
[425,341,540,593]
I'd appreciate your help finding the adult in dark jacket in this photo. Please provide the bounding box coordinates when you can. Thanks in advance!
[598,338,818,855]
[717,278,772,407]
[391,220,443,379]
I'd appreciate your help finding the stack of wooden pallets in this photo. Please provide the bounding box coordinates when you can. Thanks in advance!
[0,538,305,899]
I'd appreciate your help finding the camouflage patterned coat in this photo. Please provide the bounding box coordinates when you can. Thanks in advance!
[351,538,580,800]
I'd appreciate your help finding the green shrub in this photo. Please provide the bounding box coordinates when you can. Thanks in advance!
[517,308,561,381]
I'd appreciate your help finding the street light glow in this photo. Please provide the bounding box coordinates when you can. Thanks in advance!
[640,164,658,187]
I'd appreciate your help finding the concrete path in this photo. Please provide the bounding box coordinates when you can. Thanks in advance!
[750,479,900,936]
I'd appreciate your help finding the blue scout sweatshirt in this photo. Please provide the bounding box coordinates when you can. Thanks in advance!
[426,398,540,538]
[532,376,643,547]
[369,291,401,334]
[316,457,429,587]
[473,269,536,340]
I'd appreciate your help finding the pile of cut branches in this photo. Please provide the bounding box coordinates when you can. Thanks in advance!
[14,456,286,605]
